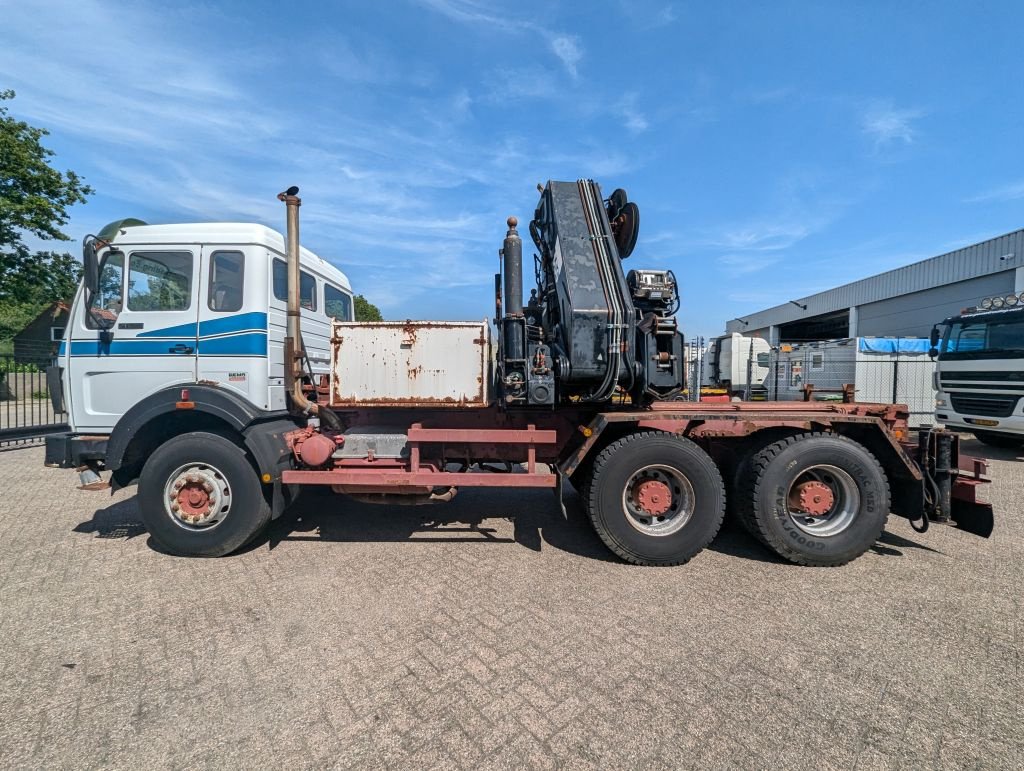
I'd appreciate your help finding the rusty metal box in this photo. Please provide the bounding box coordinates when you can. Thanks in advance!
[330,321,492,407]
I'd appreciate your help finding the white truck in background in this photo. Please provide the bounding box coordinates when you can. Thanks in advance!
[702,333,771,397]
[931,293,1024,448]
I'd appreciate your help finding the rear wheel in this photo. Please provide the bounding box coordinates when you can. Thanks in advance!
[739,433,889,566]
[138,432,271,557]
[972,430,1024,449]
[586,432,725,566]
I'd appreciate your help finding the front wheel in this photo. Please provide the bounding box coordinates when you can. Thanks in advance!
[138,432,271,557]
[586,432,725,566]
[739,433,890,566]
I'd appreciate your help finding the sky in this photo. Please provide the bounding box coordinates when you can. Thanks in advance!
[3,0,1024,338]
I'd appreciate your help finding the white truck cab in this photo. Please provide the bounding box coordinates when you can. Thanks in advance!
[932,294,1024,449]
[56,220,353,434]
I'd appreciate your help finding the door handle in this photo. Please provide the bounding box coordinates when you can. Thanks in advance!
[169,344,195,354]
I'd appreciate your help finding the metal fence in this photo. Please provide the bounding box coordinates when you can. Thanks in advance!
[0,354,67,446]
[742,341,938,424]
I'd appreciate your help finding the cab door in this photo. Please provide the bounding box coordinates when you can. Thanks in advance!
[195,246,268,407]
[66,247,199,432]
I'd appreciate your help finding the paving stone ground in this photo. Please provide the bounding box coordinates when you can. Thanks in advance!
[0,438,1021,769]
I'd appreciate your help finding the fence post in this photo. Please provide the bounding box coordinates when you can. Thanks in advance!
[744,337,753,401]
[892,338,900,405]
[772,348,780,401]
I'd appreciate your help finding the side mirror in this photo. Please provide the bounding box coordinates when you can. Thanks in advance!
[928,326,940,359]
[82,236,100,295]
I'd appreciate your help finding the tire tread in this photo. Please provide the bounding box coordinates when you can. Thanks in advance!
[738,431,890,567]
[586,431,725,566]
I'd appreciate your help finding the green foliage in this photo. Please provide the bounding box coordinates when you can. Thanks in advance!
[0,89,92,249]
[0,299,48,342]
[0,248,81,306]
[0,91,92,342]
[354,294,383,322]
[0,357,40,374]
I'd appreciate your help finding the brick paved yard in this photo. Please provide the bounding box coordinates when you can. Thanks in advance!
[0,439,1021,769]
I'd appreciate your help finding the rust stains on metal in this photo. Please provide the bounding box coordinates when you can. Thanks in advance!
[330,393,486,407]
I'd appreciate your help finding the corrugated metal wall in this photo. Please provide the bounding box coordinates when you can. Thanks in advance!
[856,271,1015,337]
[726,229,1024,333]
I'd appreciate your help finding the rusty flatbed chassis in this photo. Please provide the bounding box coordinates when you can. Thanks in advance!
[282,400,922,487]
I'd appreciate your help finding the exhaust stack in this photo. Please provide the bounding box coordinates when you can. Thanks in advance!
[277,186,341,430]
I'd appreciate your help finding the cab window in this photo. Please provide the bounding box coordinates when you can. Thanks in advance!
[86,251,124,329]
[272,259,317,310]
[325,284,353,321]
[209,251,244,312]
[127,251,192,312]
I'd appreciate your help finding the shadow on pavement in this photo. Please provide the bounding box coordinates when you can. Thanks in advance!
[75,486,617,563]
[73,497,146,540]
[254,486,617,562]
[75,487,939,565]
[957,436,1023,462]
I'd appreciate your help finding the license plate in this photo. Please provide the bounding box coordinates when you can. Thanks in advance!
[966,418,999,427]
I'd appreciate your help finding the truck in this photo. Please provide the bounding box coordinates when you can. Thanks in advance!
[46,180,994,567]
[702,333,770,397]
[931,294,1024,448]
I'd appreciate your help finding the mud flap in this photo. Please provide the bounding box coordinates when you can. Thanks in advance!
[553,469,568,519]
[951,498,994,538]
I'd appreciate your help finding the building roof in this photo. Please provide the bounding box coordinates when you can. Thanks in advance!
[726,227,1024,333]
[107,222,353,291]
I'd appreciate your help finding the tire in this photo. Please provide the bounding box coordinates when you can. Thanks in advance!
[730,432,796,547]
[138,431,271,557]
[739,433,889,567]
[586,431,725,566]
[972,430,1024,449]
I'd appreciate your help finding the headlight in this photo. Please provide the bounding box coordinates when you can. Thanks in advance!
[992,296,1005,309]
[980,297,993,309]
[1006,295,1019,306]
[1019,291,1024,304]
[936,398,947,407]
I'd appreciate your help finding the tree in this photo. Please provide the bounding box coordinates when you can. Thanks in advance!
[354,293,383,321]
[0,89,93,311]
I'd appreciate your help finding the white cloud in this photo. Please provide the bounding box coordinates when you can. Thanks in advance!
[549,35,583,78]
[708,222,813,252]
[965,180,1024,204]
[861,103,924,149]
[419,0,585,78]
[718,254,780,276]
[617,1,678,29]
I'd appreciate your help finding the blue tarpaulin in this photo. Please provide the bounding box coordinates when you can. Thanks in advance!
[857,337,931,354]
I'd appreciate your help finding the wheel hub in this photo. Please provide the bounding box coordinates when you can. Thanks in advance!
[790,480,834,517]
[166,467,227,527]
[635,479,672,516]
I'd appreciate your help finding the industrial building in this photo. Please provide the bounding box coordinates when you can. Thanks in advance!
[725,228,1024,343]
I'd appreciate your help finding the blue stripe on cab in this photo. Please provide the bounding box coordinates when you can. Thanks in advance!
[135,312,267,339]
[198,332,268,356]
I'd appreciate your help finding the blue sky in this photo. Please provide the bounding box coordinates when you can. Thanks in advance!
[3,1,1023,337]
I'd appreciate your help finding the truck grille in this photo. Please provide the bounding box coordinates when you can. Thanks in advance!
[950,393,1020,418]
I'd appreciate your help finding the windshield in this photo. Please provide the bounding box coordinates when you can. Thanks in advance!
[940,315,1024,360]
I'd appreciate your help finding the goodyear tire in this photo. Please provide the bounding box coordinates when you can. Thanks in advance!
[138,432,271,557]
[739,433,889,566]
[586,432,725,566]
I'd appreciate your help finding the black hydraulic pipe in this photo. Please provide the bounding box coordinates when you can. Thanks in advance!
[502,217,523,316]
